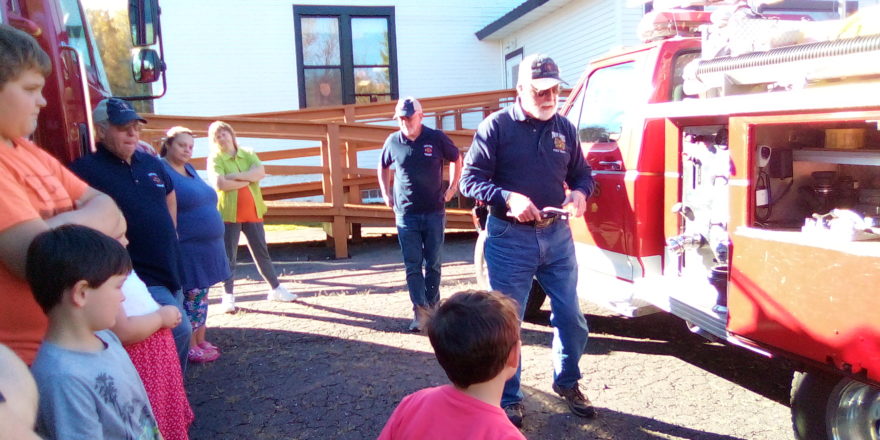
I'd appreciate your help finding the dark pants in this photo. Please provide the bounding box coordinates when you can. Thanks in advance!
[395,212,446,311]
[147,285,192,374]
[223,222,280,295]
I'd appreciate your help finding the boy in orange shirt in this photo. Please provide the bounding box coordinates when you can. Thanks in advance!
[378,290,526,439]
[0,24,125,363]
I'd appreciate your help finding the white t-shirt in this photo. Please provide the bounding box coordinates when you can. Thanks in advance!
[121,272,160,317]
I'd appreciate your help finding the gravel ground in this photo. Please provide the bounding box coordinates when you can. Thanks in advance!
[185,231,795,440]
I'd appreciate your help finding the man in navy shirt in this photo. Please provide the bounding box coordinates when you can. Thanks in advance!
[70,98,191,369]
[460,54,596,427]
[379,97,462,332]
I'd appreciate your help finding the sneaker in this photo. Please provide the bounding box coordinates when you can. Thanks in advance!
[503,402,524,428]
[199,341,220,353]
[407,318,421,332]
[220,294,236,314]
[267,285,298,302]
[188,347,219,363]
[552,382,596,418]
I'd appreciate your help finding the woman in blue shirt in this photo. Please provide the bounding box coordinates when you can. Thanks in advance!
[160,127,230,363]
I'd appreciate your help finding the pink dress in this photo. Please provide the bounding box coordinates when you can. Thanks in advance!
[123,273,194,440]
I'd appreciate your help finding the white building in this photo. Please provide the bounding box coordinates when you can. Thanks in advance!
[153,0,878,118]
[153,0,650,117]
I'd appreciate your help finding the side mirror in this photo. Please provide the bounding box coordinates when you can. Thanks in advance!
[129,0,159,47]
[132,48,162,83]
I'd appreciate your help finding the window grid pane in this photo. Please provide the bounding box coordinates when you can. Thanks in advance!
[304,68,343,107]
[351,17,389,66]
[301,17,340,66]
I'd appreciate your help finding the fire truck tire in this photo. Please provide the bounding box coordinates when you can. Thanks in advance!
[473,230,547,321]
[791,371,880,440]
[791,371,838,440]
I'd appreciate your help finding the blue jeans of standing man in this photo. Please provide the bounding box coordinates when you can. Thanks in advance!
[483,215,589,407]
[396,211,446,311]
[147,285,192,374]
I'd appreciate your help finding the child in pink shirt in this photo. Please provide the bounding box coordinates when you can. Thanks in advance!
[378,290,525,440]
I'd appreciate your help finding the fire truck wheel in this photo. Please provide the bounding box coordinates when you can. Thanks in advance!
[791,371,880,440]
[473,230,547,322]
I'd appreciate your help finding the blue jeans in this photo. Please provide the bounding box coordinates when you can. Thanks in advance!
[147,285,192,374]
[484,215,589,407]
[396,212,446,311]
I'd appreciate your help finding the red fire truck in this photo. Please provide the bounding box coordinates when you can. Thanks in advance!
[475,5,880,439]
[0,0,164,163]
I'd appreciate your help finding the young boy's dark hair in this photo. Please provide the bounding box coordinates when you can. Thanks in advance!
[0,24,51,87]
[427,290,520,388]
[25,225,131,314]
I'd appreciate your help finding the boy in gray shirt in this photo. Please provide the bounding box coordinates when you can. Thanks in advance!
[26,225,160,440]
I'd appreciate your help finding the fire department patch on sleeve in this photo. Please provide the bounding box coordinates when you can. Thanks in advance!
[424,145,433,156]
[552,132,567,153]
[147,172,166,188]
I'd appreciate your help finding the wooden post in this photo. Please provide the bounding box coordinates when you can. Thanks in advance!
[435,112,444,131]
[345,142,363,243]
[320,139,331,202]
[326,123,348,258]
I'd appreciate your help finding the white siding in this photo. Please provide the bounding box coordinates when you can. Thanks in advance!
[155,0,519,116]
[497,0,644,88]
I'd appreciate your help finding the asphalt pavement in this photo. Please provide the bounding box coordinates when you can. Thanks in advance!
[185,231,795,440]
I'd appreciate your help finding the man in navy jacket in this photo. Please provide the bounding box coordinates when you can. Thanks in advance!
[460,54,595,428]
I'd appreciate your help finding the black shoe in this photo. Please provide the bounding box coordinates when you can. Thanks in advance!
[503,402,524,428]
[552,382,596,418]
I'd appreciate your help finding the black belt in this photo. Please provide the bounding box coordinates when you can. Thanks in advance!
[489,207,560,229]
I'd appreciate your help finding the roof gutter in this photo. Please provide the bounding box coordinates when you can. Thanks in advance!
[475,0,550,41]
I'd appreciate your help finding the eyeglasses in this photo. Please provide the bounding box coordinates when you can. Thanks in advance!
[114,122,142,134]
[531,85,560,98]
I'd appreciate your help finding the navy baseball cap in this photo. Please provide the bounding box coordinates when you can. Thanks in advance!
[394,97,422,119]
[518,54,566,91]
[93,98,147,126]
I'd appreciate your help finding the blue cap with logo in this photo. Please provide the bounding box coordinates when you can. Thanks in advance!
[93,98,148,126]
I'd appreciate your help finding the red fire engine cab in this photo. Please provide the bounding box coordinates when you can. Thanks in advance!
[1,0,165,164]
[476,5,880,439]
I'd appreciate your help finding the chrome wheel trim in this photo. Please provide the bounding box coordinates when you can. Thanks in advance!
[828,378,880,440]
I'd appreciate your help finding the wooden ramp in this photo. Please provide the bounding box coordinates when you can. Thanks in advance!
[140,89,533,258]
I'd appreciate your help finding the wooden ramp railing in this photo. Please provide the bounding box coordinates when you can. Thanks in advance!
[140,89,526,258]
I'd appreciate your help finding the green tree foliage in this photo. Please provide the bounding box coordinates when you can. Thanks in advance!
[85,8,154,113]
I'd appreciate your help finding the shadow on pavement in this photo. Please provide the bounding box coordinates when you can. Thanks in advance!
[221,233,478,300]
[520,385,750,440]
[526,310,793,407]
[187,326,752,440]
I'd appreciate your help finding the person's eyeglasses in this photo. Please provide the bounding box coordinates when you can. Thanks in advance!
[531,85,560,98]
[118,122,142,134]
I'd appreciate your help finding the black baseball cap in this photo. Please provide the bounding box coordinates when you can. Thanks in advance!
[93,98,147,126]
[518,54,566,91]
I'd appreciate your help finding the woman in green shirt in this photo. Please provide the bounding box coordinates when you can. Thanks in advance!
[207,121,297,313]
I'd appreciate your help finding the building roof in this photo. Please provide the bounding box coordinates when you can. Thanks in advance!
[475,0,572,41]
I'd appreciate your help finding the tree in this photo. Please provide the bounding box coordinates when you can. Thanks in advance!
[86,8,154,113]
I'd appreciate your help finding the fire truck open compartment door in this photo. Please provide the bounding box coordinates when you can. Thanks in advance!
[726,111,880,384]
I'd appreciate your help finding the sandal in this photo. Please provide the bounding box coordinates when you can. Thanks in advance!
[199,341,220,353]
[188,347,219,363]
